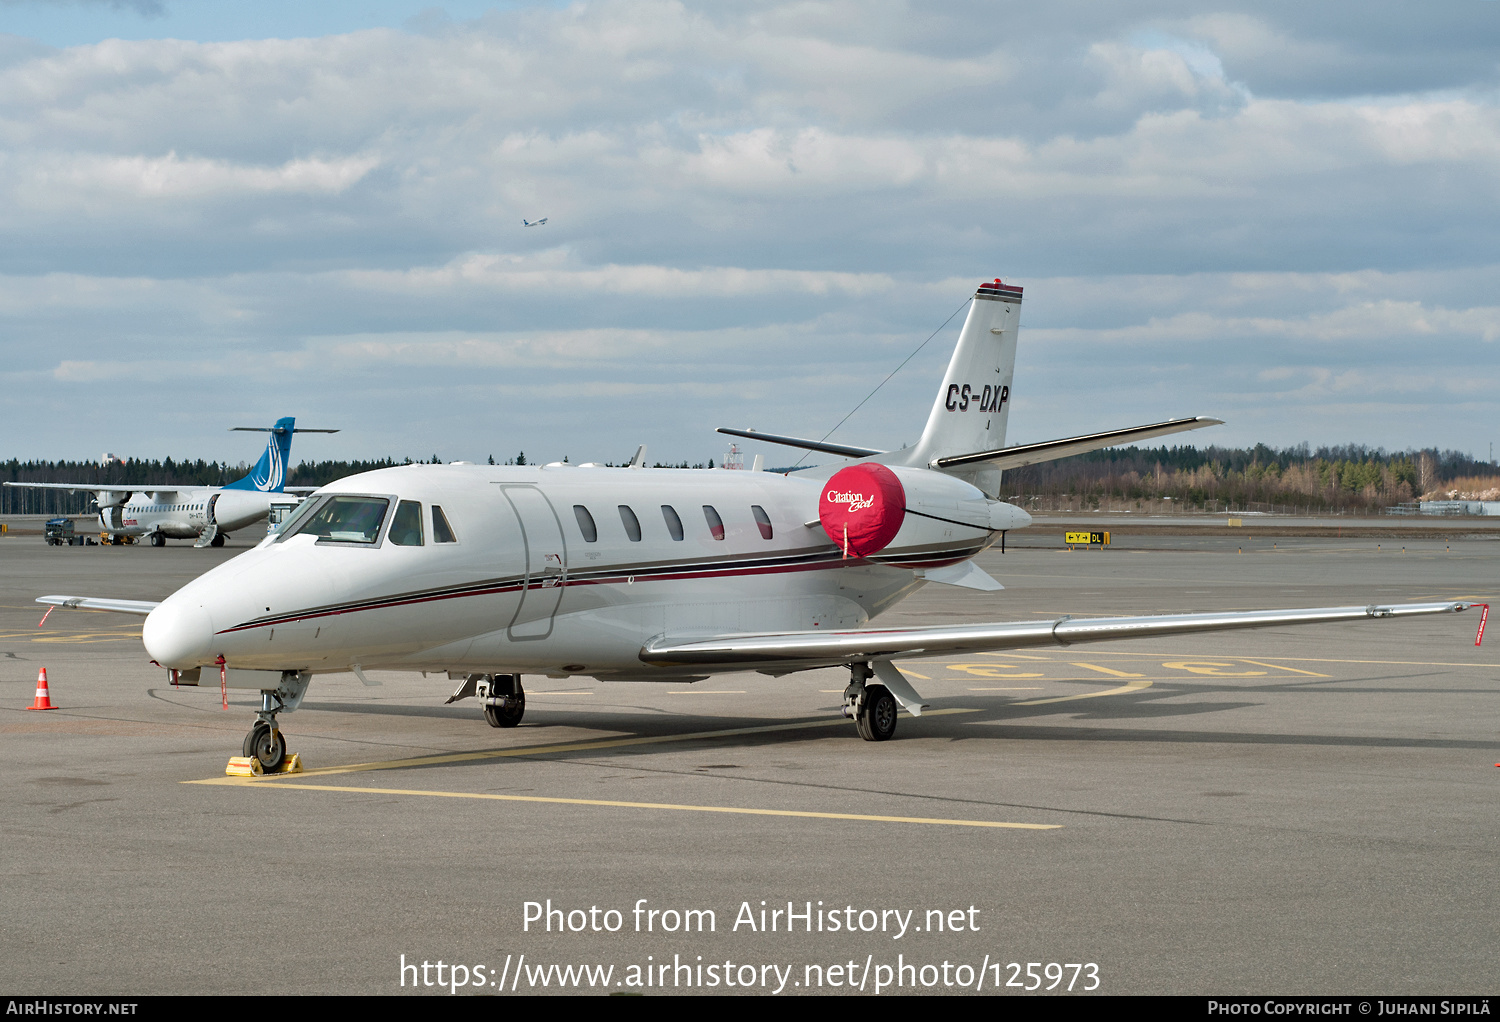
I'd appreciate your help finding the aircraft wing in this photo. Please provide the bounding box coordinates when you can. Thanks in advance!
[38,595,160,616]
[641,602,1473,668]
[934,416,1223,470]
[282,487,319,494]
[2,481,179,498]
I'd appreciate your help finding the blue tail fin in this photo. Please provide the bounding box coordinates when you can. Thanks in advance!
[224,417,295,492]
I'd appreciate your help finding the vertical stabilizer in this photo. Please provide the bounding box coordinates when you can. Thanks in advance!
[901,280,1022,495]
[224,417,295,492]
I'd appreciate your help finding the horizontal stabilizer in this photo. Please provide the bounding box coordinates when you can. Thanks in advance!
[934,416,1223,470]
[641,602,1473,668]
[716,427,881,459]
[37,595,159,616]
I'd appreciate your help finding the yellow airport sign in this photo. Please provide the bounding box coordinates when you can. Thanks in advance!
[1065,531,1111,546]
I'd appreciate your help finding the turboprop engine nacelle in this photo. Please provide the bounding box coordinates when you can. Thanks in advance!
[818,463,1030,557]
[209,488,276,532]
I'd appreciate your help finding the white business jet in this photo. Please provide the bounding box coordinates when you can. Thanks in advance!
[6,417,337,547]
[38,280,1474,769]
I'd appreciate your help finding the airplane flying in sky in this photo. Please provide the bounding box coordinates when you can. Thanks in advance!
[523,218,547,227]
[38,280,1474,769]
[7,417,337,547]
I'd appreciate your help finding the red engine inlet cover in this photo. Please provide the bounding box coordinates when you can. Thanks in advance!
[819,464,906,557]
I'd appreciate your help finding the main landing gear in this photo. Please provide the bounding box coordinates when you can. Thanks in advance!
[150,533,166,547]
[842,662,897,742]
[447,673,526,727]
[483,674,526,728]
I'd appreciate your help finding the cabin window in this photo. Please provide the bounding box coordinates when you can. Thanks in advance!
[573,505,598,543]
[702,505,725,541]
[752,505,773,540]
[431,505,457,543]
[295,496,390,544]
[618,505,642,542]
[661,505,684,541]
[389,500,424,546]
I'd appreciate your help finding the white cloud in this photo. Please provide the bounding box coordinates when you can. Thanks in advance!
[0,3,1496,460]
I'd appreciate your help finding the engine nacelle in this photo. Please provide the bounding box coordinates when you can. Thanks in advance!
[209,488,276,533]
[819,463,1033,558]
[820,464,907,557]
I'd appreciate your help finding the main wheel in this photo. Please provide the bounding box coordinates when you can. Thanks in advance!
[484,694,525,728]
[251,726,286,771]
[210,533,226,547]
[151,534,166,547]
[855,684,898,742]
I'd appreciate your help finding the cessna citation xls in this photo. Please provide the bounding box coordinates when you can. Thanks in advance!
[39,279,1474,769]
[6,417,336,547]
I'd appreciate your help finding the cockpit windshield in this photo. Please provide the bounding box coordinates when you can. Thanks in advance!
[283,495,390,544]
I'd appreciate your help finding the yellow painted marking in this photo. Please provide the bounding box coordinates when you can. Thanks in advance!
[978,653,1054,661]
[1014,650,1500,669]
[968,687,1043,691]
[1162,661,1267,677]
[901,669,932,680]
[1231,658,1329,678]
[1070,662,1145,678]
[184,779,1061,830]
[32,632,144,643]
[668,690,747,695]
[944,663,1046,679]
[193,709,983,780]
[1014,679,1153,706]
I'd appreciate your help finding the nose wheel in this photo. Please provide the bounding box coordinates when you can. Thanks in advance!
[243,721,287,771]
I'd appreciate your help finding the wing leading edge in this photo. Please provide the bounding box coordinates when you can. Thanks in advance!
[38,595,160,616]
[641,602,1474,668]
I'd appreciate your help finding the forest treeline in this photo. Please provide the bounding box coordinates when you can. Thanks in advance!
[996,444,1497,513]
[4,444,1496,516]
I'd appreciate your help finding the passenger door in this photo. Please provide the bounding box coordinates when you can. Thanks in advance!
[500,486,567,640]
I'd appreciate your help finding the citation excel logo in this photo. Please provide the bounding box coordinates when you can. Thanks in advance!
[945,383,1009,413]
[825,490,875,512]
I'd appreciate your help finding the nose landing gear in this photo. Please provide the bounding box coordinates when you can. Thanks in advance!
[243,721,286,771]
[228,672,310,775]
[842,661,897,741]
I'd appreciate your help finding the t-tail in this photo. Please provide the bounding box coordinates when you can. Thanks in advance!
[898,279,1023,495]
[224,417,296,492]
[716,275,1220,492]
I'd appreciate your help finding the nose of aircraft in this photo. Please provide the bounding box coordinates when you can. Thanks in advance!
[143,600,215,668]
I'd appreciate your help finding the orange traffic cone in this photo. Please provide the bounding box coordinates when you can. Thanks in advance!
[28,667,56,710]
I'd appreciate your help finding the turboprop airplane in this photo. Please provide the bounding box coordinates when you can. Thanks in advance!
[36,279,1475,770]
[5,417,337,547]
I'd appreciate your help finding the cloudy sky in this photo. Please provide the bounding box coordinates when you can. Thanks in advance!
[2,1,1497,467]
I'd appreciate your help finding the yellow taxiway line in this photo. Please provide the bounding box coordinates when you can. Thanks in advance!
[1013,678,1153,705]
[185,779,1061,830]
